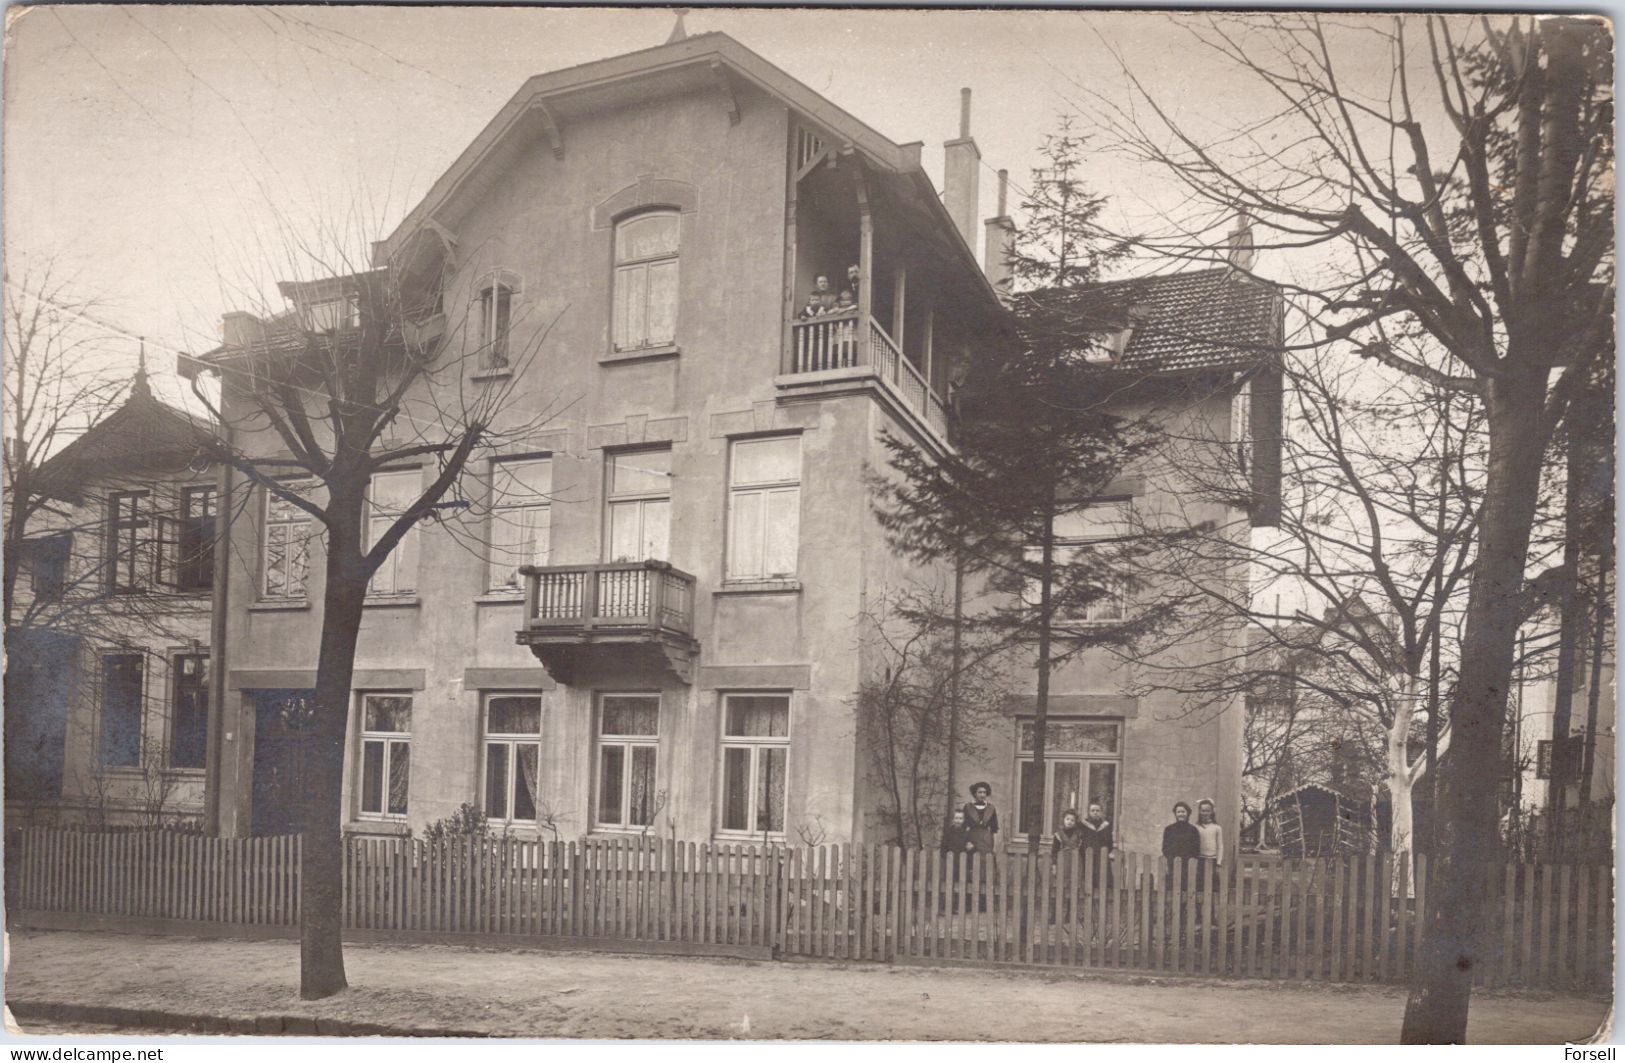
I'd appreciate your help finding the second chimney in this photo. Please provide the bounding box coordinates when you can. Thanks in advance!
[943,88,981,257]
[983,169,1014,298]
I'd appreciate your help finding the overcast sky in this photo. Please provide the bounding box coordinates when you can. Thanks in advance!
[5,6,1445,409]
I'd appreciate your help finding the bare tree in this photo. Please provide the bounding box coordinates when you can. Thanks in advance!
[1088,14,1612,1040]
[184,212,561,999]
[1124,342,1529,863]
[855,585,1009,848]
[5,253,220,824]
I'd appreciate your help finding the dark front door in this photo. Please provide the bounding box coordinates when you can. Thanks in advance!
[250,689,316,836]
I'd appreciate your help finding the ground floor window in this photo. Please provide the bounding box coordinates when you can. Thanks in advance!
[484,694,543,823]
[170,653,209,770]
[595,693,659,830]
[99,653,145,768]
[358,693,412,818]
[719,693,789,837]
[1015,717,1122,838]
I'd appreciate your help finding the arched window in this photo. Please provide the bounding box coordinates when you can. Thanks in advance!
[613,211,679,351]
[480,282,514,367]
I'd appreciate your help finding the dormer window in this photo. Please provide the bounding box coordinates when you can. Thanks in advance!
[613,211,679,351]
[304,296,358,333]
[480,283,513,367]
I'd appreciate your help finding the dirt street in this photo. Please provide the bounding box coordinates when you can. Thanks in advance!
[3,929,1610,1043]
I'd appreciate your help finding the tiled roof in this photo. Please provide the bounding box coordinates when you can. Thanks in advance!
[1017,266,1283,374]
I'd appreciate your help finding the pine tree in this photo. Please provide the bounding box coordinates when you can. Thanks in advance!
[873,123,1173,845]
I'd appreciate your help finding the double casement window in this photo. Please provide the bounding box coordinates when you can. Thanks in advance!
[726,437,800,581]
[1015,718,1122,838]
[718,694,790,838]
[1026,499,1132,623]
[99,653,144,768]
[170,653,209,770]
[358,694,411,819]
[483,694,543,823]
[107,490,151,594]
[262,483,313,600]
[367,469,421,596]
[612,212,679,351]
[480,283,514,367]
[594,694,659,830]
[606,450,670,563]
[488,458,552,592]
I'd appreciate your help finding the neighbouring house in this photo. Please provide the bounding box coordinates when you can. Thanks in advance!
[3,363,219,829]
[176,32,1280,852]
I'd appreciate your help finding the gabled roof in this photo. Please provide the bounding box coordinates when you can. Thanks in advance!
[38,370,216,498]
[379,32,1000,313]
[1018,266,1284,375]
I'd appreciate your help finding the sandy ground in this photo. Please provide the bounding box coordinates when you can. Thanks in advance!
[2,929,1611,1043]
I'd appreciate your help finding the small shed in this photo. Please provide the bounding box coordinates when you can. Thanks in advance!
[1271,783,1378,858]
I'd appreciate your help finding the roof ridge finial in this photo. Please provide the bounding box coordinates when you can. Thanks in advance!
[667,7,689,44]
[132,337,153,400]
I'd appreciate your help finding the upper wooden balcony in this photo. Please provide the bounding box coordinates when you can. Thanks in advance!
[783,311,949,441]
[516,560,699,685]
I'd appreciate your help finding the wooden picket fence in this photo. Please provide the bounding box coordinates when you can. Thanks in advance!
[5,828,1612,990]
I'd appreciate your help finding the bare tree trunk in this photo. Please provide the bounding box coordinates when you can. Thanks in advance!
[1027,505,1055,848]
[1402,384,1546,1042]
[299,509,368,1001]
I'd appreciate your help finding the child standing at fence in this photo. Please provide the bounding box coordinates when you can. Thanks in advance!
[962,782,999,854]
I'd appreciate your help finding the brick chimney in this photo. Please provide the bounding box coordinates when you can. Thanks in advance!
[983,169,1015,298]
[221,311,265,348]
[943,88,981,256]
[1227,213,1256,273]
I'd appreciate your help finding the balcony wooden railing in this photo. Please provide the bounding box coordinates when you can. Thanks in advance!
[520,560,695,638]
[787,312,948,438]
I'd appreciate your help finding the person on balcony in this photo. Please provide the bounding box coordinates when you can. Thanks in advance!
[833,288,856,314]
[846,263,861,292]
[798,275,836,318]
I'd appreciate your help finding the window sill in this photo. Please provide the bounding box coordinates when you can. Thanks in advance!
[161,768,207,779]
[599,344,679,366]
[363,595,421,610]
[346,820,412,837]
[715,834,787,846]
[249,599,311,613]
[714,579,801,596]
[474,591,525,606]
[470,367,514,383]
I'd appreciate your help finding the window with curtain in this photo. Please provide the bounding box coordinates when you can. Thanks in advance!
[480,283,513,367]
[726,436,800,581]
[719,694,790,838]
[1014,717,1122,838]
[99,653,144,768]
[358,694,412,818]
[595,694,659,830]
[262,482,313,600]
[484,694,543,822]
[606,449,670,563]
[612,211,679,351]
[367,469,421,596]
[169,653,209,770]
[488,458,552,592]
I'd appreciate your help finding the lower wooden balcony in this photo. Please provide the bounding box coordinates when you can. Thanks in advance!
[516,561,699,685]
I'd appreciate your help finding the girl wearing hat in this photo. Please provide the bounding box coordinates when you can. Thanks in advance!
[961,782,999,854]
